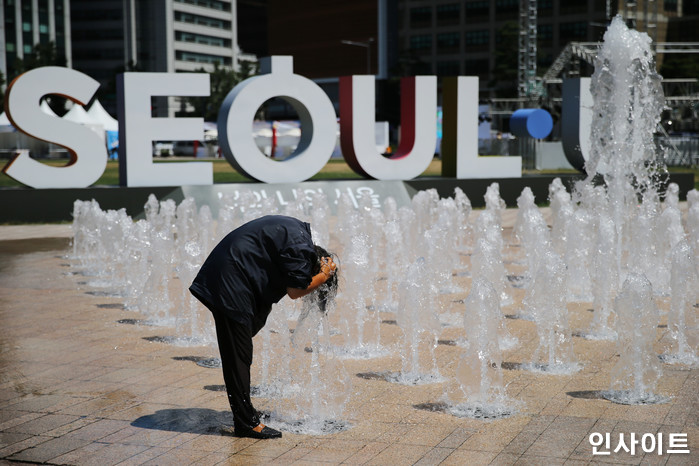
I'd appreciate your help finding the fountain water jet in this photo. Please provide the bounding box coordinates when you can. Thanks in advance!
[391,258,444,385]
[513,187,551,290]
[522,248,580,374]
[335,233,387,359]
[604,273,669,404]
[659,240,699,367]
[586,16,666,287]
[266,297,351,435]
[583,212,619,340]
[444,278,518,419]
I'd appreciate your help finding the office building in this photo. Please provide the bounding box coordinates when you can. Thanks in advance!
[71,0,253,116]
[397,1,699,99]
[0,0,71,82]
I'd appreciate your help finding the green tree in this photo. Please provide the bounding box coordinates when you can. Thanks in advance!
[180,61,257,121]
[9,42,67,114]
[98,60,143,116]
[11,41,66,77]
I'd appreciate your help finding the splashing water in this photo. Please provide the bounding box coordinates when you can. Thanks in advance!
[335,233,388,359]
[392,258,444,385]
[445,278,518,419]
[660,240,699,367]
[513,187,551,289]
[586,16,667,285]
[584,212,619,340]
[522,248,580,374]
[604,273,669,404]
[266,297,352,435]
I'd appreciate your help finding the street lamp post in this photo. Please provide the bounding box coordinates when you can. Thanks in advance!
[340,38,375,74]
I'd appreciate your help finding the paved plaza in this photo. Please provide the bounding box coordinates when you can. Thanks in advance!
[0,214,697,465]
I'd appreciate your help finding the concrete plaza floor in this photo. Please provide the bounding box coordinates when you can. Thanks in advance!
[0,216,697,465]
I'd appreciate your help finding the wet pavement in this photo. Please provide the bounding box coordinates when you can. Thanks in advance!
[0,219,696,465]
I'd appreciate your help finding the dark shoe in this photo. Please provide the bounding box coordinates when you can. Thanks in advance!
[235,423,282,439]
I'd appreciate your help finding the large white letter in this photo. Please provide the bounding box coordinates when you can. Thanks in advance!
[218,56,337,183]
[561,77,591,172]
[117,73,212,187]
[441,77,521,178]
[2,67,107,188]
[339,75,437,180]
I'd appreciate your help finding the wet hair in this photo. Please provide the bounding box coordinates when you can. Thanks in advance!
[312,244,339,313]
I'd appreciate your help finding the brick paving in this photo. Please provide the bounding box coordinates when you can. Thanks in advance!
[0,217,696,465]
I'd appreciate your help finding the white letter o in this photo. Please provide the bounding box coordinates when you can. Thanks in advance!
[218,56,336,183]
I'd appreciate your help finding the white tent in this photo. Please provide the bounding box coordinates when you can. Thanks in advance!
[63,102,105,143]
[63,102,100,125]
[40,100,59,117]
[87,100,119,132]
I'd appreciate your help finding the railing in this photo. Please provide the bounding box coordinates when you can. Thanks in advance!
[657,135,699,167]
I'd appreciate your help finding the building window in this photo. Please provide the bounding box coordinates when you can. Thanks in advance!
[663,0,678,12]
[465,0,489,22]
[38,0,49,43]
[538,0,553,16]
[437,32,460,53]
[175,31,232,48]
[465,58,489,78]
[538,54,553,68]
[464,30,489,48]
[437,4,460,25]
[176,50,231,65]
[410,6,432,27]
[174,0,231,11]
[174,11,231,29]
[560,21,588,42]
[538,24,553,45]
[560,0,588,15]
[495,0,518,20]
[684,0,699,15]
[436,60,460,76]
[410,34,432,51]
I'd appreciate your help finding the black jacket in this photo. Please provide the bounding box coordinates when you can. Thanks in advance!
[189,215,316,330]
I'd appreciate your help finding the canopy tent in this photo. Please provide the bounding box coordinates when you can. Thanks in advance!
[87,100,119,132]
[63,102,101,125]
[62,102,106,153]
[40,100,59,117]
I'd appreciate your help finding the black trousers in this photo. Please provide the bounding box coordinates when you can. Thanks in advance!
[212,312,261,431]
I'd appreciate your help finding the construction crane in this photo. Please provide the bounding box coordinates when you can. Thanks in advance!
[517,0,540,102]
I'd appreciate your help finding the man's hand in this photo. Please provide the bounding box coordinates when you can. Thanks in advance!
[287,256,337,300]
[320,256,337,279]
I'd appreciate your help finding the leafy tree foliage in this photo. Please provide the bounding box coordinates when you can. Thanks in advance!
[180,61,257,121]
[11,42,66,77]
[2,42,65,112]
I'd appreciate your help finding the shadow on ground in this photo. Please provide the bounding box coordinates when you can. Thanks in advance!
[131,408,233,435]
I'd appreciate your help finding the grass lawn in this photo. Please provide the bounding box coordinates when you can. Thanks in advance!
[1,156,697,190]
[0,157,445,188]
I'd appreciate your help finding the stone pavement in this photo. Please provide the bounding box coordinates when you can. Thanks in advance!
[0,217,697,466]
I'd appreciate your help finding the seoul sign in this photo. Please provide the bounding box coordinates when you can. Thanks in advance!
[1,56,588,189]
